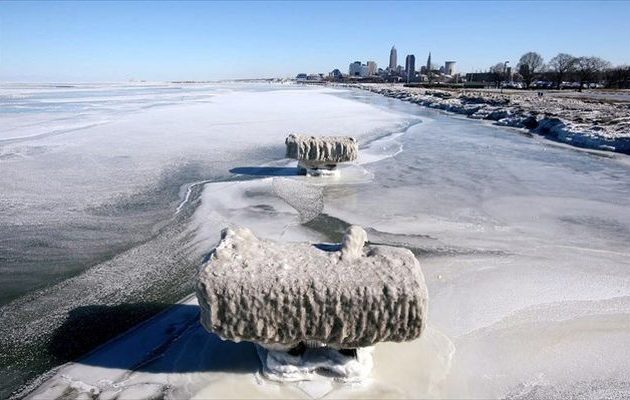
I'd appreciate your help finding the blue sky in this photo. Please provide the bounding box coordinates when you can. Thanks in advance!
[1,1,629,82]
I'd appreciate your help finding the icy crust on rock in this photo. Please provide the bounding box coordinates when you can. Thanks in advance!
[257,345,374,383]
[195,225,427,350]
[285,134,359,164]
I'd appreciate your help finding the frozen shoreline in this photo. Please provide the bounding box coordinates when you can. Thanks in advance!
[344,83,630,155]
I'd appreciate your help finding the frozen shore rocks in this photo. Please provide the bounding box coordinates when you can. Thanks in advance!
[196,225,428,351]
[285,134,358,175]
[348,83,630,155]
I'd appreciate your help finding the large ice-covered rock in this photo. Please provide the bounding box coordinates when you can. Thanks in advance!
[285,134,358,175]
[196,225,428,350]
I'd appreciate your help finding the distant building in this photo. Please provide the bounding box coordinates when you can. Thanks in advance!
[426,52,432,73]
[444,61,456,75]
[405,54,416,83]
[349,61,369,77]
[296,73,307,82]
[389,46,397,70]
[329,69,343,80]
[367,61,378,76]
[349,61,363,76]
[465,72,495,86]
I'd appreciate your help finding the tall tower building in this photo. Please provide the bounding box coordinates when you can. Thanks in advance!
[426,52,432,72]
[389,46,397,70]
[405,54,416,83]
[444,61,456,75]
[367,61,377,76]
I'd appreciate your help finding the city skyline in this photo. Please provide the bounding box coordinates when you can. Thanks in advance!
[389,46,397,70]
[2,1,630,82]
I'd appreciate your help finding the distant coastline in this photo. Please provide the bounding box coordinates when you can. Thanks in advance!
[342,83,630,155]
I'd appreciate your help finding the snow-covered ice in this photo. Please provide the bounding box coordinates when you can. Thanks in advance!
[2,83,630,399]
[0,82,412,398]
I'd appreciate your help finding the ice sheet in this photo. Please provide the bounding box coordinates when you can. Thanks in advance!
[186,97,630,398]
[0,83,413,398]
[5,84,630,399]
[0,83,410,301]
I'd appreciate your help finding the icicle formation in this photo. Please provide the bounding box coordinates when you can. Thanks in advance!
[285,134,358,163]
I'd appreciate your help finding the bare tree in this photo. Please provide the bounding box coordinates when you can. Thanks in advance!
[512,72,523,83]
[489,62,506,88]
[575,56,612,91]
[605,65,630,89]
[517,52,544,89]
[548,53,576,89]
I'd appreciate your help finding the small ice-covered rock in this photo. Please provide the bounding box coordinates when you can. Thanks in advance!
[285,134,358,175]
[256,344,374,383]
[196,225,428,350]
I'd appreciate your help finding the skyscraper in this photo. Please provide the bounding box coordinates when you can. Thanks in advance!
[444,61,456,75]
[405,54,415,83]
[389,46,397,70]
[367,61,377,76]
[426,52,432,73]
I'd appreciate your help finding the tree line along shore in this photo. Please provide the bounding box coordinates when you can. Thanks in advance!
[484,52,629,90]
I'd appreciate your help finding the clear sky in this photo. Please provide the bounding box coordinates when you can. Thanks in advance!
[1,0,629,82]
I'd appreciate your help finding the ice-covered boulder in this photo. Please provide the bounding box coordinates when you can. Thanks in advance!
[196,225,428,351]
[285,134,358,175]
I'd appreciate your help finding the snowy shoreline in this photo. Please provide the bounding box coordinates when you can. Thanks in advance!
[343,83,630,155]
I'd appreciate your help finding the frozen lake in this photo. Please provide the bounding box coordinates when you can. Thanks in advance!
[1,83,630,399]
